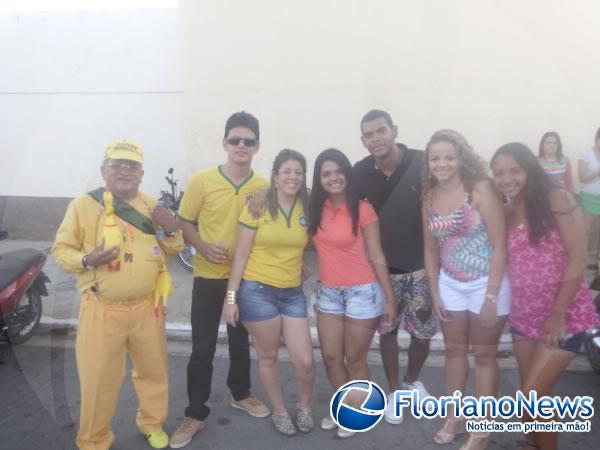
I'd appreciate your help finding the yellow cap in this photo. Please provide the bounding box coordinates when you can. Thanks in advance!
[104,139,144,163]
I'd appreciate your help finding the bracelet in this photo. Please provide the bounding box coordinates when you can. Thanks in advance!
[226,290,237,305]
[485,292,497,304]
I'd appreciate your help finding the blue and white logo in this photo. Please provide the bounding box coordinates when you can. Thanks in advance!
[330,380,387,432]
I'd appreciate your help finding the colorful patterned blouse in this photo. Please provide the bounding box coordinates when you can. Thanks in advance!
[429,197,492,282]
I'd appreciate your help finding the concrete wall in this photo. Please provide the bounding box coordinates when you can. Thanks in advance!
[181,0,600,184]
[2,1,600,239]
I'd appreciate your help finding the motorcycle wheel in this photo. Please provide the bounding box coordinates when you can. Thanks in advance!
[177,244,195,272]
[7,289,42,345]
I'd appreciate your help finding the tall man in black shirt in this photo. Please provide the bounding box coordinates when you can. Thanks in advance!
[353,109,438,425]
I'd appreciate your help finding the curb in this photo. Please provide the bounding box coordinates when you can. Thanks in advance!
[39,317,514,353]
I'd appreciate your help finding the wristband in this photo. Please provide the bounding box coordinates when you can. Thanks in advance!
[485,292,497,304]
[226,290,237,305]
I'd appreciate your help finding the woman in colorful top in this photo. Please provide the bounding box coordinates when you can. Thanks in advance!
[491,142,598,450]
[223,149,315,436]
[578,127,600,265]
[537,131,573,190]
[422,130,510,450]
[309,148,397,439]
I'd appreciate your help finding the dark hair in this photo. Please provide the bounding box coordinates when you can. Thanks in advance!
[360,109,393,133]
[308,148,360,236]
[595,127,600,143]
[538,131,564,161]
[491,142,556,246]
[422,129,488,196]
[266,149,309,221]
[224,111,260,142]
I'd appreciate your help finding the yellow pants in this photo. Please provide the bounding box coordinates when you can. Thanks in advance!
[75,293,168,450]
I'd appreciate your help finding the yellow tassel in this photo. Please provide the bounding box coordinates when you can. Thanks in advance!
[102,191,123,250]
[154,264,173,316]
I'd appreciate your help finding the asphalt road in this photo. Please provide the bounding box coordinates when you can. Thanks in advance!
[1,332,599,450]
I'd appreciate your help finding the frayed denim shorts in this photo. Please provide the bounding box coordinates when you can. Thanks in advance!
[238,280,307,322]
[316,281,385,320]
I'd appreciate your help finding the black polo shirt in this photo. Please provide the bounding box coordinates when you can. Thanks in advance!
[353,144,425,273]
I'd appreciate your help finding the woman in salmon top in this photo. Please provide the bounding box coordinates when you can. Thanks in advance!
[309,148,397,439]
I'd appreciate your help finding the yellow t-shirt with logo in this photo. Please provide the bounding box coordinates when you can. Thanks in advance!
[237,198,308,288]
[178,166,269,279]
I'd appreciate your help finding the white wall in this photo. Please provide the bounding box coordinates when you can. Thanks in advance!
[0,6,184,198]
[181,0,600,187]
[2,1,600,199]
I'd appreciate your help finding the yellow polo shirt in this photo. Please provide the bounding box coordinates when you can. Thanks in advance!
[52,192,184,303]
[237,199,308,288]
[178,166,268,279]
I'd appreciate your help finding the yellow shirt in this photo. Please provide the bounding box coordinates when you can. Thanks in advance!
[52,192,184,303]
[238,199,308,288]
[178,166,269,279]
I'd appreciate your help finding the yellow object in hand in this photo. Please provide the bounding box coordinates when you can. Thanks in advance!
[102,191,123,250]
[154,264,173,316]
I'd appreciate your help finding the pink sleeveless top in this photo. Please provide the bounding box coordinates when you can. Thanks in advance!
[507,226,598,339]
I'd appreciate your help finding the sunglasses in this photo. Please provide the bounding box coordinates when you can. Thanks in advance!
[226,137,258,147]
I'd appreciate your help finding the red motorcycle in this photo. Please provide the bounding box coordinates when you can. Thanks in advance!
[0,246,50,344]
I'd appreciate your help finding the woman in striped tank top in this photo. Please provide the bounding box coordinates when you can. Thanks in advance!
[422,130,510,450]
[537,131,573,191]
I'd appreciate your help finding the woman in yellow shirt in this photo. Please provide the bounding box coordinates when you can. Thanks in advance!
[223,149,315,436]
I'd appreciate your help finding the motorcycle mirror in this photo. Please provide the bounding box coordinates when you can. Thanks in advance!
[168,168,174,175]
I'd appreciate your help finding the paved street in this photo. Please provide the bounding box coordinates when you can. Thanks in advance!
[1,331,599,450]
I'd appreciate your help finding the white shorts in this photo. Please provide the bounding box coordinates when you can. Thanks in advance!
[438,271,511,316]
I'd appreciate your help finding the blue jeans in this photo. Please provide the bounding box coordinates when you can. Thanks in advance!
[238,280,307,322]
[316,281,385,319]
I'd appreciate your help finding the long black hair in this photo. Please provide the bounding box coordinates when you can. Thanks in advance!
[492,142,556,246]
[266,149,308,220]
[308,148,360,236]
[538,131,564,161]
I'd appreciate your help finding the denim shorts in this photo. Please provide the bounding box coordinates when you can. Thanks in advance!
[316,281,385,320]
[511,327,586,354]
[238,280,307,322]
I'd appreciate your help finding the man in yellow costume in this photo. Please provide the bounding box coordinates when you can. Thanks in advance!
[52,140,184,450]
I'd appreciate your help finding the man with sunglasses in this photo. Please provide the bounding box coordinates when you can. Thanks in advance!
[52,140,184,449]
[170,111,270,448]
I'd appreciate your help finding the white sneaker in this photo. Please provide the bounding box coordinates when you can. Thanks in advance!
[320,415,336,431]
[384,392,403,425]
[336,427,356,438]
[402,380,430,403]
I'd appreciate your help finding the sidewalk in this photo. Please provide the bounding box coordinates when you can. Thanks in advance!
[2,239,511,352]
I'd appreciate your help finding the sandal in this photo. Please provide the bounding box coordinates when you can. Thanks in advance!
[459,432,490,450]
[433,418,466,445]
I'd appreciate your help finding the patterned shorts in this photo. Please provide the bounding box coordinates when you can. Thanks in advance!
[379,269,438,339]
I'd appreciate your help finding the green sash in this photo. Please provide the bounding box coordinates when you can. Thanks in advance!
[88,187,156,235]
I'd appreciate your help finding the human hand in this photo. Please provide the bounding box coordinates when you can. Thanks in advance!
[433,297,452,322]
[200,242,229,264]
[85,239,120,268]
[152,205,179,234]
[478,300,498,328]
[543,311,566,348]
[223,303,239,327]
[301,264,311,283]
[247,188,268,219]
[382,301,398,326]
